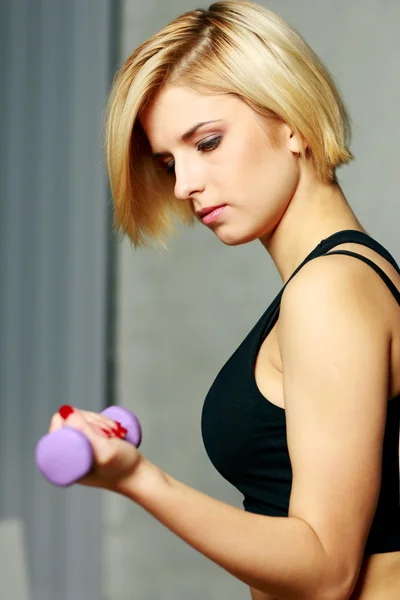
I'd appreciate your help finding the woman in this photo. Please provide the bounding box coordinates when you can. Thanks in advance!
[48,2,400,599]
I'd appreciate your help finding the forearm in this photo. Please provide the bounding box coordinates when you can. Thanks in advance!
[115,458,340,600]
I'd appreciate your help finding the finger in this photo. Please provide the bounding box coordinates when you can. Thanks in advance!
[49,405,79,433]
[86,418,120,439]
[81,410,117,429]
[57,405,126,439]
[83,411,126,436]
[63,412,129,478]
[81,413,127,439]
[61,406,126,438]
[49,412,64,433]
[49,407,115,439]
[60,412,113,454]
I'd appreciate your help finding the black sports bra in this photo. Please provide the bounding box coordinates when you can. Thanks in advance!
[201,230,400,555]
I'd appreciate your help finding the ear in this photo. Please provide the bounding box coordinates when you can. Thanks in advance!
[285,124,307,156]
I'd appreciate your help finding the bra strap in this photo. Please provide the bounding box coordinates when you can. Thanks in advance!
[324,250,400,305]
[318,230,400,272]
[282,230,400,298]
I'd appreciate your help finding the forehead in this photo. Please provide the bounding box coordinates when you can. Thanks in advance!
[139,86,241,148]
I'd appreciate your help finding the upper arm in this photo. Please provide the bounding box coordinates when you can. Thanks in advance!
[278,256,390,586]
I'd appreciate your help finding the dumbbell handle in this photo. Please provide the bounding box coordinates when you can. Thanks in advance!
[35,406,142,487]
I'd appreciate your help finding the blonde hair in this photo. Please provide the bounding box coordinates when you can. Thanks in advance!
[105,0,353,247]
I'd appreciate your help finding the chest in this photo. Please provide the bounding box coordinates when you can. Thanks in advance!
[201,310,289,490]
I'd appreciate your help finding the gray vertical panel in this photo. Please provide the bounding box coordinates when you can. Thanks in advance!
[0,1,115,599]
[2,0,30,519]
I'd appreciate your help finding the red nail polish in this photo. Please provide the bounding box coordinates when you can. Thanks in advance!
[100,428,112,438]
[114,422,128,438]
[59,405,74,419]
[111,427,122,438]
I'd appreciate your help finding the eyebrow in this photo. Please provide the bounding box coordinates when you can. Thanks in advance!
[152,120,224,160]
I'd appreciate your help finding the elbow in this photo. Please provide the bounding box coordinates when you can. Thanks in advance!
[322,584,354,600]
[311,540,361,600]
[317,568,358,600]
[272,567,358,600]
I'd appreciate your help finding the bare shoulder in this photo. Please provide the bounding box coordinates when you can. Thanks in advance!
[277,253,392,385]
[280,251,394,334]
[277,251,392,413]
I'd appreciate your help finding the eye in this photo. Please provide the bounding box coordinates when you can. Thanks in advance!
[165,161,175,175]
[197,136,222,153]
[163,135,223,176]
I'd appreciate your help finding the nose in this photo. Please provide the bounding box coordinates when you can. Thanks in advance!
[173,158,205,201]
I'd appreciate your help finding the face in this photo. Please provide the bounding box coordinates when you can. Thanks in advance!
[140,86,303,246]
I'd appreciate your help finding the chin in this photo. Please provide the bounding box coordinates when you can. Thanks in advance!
[214,226,260,247]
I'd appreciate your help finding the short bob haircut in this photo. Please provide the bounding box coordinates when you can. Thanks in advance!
[104,0,353,247]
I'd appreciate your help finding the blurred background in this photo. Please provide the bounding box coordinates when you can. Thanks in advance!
[0,1,399,599]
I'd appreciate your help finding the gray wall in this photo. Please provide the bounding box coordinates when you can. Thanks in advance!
[0,1,117,599]
[104,1,400,599]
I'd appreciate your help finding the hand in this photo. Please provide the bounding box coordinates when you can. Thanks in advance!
[48,405,143,490]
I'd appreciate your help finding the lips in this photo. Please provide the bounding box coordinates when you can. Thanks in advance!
[196,204,226,218]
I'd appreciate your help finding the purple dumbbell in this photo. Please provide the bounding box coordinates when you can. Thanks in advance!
[35,406,142,487]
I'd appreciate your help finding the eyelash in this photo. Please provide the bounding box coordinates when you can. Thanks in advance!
[165,136,222,175]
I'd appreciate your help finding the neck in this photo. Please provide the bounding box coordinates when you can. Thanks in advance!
[260,172,367,284]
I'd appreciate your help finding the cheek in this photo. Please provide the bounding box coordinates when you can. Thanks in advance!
[258,140,299,192]
[242,149,300,238]
[219,139,264,189]
[211,141,248,183]
[268,152,299,197]
[213,134,299,212]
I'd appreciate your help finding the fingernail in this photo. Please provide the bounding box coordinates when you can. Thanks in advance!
[115,422,128,437]
[111,427,125,438]
[100,428,112,438]
[112,423,128,438]
[59,405,74,419]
